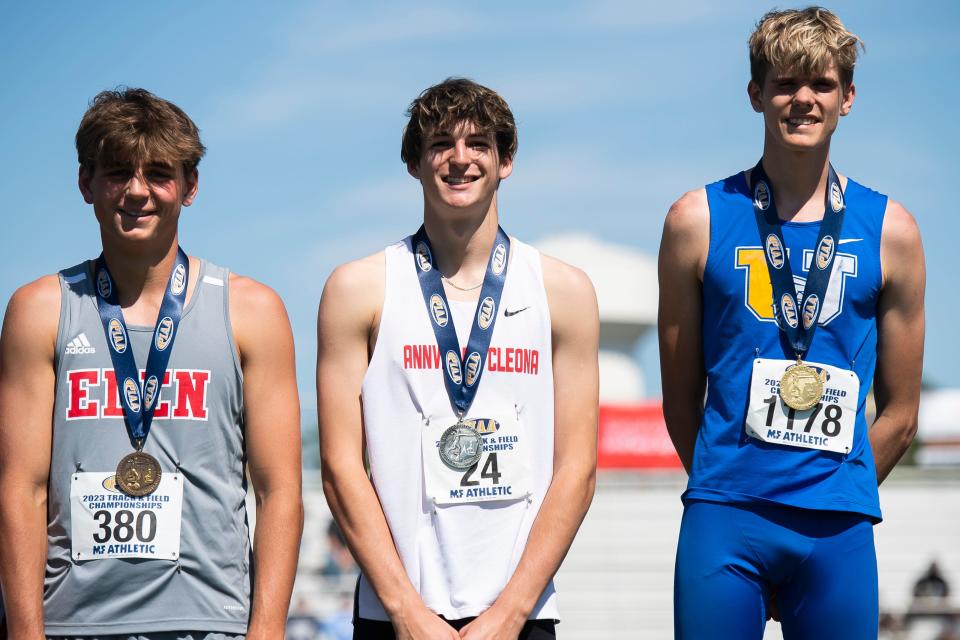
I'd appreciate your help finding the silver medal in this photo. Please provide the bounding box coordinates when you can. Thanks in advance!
[438,421,483,470]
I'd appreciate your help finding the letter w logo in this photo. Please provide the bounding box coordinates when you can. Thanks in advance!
[734,247,858,325]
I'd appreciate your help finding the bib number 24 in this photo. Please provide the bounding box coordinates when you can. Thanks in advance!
[460,452,502,486]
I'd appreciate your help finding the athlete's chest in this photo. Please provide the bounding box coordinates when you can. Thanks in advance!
[709,217,880,329]
[57,320,230,424]
[389,274,549,382]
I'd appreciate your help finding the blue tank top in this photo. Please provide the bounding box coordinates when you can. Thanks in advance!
[682,171,887,520]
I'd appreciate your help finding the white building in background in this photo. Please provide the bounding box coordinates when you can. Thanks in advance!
[536,233,657,402]
[917,389,960,466]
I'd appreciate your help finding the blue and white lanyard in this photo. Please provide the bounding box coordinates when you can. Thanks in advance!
[93,248,189,449]
[750,161,846,357]
[412,226,510,418]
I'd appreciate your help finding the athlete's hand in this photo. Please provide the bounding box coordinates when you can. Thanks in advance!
[458,603,527,640]
[391,601,459,640]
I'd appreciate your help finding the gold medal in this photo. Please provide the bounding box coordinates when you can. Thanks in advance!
[116,451,162,496]
[779,360,826,411]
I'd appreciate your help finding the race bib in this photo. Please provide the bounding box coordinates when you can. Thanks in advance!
[70,472,184,561]
[745,358,858,454]
[423,415,532,505]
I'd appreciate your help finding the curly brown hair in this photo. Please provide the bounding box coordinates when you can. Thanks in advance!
[401,78,517,167]
[749,7,864,90]
[76,87,206,175]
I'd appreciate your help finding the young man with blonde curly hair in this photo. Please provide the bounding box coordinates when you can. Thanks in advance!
[317,78,598,639]
[659,8,924,638]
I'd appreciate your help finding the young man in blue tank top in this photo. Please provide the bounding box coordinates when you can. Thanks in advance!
[659,8,925,639]
[317,79,599,639]
[0,89,303,639]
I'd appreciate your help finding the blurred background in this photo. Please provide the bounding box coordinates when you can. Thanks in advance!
[2,1,958,638]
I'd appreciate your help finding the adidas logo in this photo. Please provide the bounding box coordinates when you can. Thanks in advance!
[65,333,96,355]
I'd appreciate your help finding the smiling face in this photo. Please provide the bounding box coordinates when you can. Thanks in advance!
[749,61,855,154]
[408,120,513,219]
[79,157,198,249]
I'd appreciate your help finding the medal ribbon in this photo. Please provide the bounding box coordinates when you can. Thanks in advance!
[93,247,189,449]
[750,161,846,357]
[412,225,510,418]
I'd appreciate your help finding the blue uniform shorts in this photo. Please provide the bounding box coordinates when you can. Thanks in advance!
[675,500,878,639]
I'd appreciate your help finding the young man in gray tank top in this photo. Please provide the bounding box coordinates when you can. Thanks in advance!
[0,88,303,639]
[317,78,600,639]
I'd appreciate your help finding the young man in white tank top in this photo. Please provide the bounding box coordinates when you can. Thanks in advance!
[0,88,303,639]
[317,78,599,639]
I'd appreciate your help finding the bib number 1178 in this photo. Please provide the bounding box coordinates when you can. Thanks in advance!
[761,397,843,437]
[746,358,857,455]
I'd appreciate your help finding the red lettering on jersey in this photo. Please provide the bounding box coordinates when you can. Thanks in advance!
[173,370,209,419]
[66,369,100,419]
[400,345,539,375]
[402,345,443,369]
[102,369,123,417]
[66,368,209,421]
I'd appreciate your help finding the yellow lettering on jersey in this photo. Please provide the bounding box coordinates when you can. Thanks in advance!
[735,247,775,320]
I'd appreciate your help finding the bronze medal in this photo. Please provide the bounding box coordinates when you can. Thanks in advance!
[116,451,162,496]
[779,362,826,411]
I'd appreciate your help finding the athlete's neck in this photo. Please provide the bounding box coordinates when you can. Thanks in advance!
[422,203,500,288]
[760,142,832,222]
[99,237,181,309]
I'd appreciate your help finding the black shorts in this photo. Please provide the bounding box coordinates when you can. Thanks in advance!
[352,617,556,640]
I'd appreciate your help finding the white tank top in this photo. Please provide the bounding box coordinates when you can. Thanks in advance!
[358,235,559,621]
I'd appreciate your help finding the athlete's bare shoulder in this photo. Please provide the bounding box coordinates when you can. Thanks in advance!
[880,198,924,289]
[227,272,293,359]
[662,187,710,280]
[664,188,709,244]
[539,254,598,336]
[668,187,710,220]
[229,272,289,317]
[319,251,386,337]
[539,254,594,304]
[881,199,921,244]
[1,274,61,360]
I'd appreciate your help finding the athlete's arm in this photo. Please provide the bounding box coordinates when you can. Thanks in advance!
[0,276,60,640]
[871,200,924,483]
[461,257,599,640]
[229,276,303,638]
[317,255,458,640]
[658,189,710,473]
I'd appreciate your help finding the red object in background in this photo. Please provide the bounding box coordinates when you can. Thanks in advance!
[597,402,682,469]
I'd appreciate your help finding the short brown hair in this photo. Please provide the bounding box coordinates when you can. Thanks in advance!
[76,87,206,175]
[401,78,517,166]
[749,7,864,90]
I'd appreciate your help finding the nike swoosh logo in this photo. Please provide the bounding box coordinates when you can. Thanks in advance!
[838,238,863,244]
[504,306,529,317]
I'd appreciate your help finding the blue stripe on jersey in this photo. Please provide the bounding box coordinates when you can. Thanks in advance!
[682,171,887,520]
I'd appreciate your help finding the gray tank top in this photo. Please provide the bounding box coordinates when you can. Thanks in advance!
[45,259,250,636]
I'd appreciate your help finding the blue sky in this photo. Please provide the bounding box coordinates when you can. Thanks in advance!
[1,1,956,422]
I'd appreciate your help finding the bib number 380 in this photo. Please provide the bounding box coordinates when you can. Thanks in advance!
[70,472,184,561]
[92,509,157,543]
[745,358,858,454]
